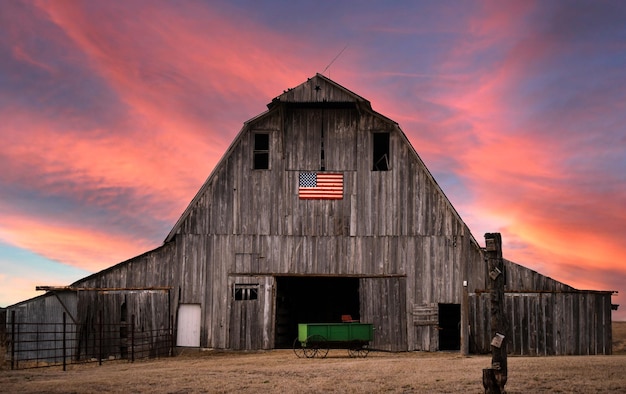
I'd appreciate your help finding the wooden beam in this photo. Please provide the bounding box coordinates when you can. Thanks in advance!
[50,291,78,325]
[472,289,617,295]
[36,286,172,292]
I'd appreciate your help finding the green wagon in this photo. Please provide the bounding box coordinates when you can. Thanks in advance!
[293,322,374,358]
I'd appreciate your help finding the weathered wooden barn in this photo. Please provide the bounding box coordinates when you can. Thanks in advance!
[6,74,614,357]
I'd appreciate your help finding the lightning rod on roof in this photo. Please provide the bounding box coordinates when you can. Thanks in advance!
[321,44,348,77]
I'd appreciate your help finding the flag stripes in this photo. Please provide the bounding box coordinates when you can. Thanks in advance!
[298,172,343,200]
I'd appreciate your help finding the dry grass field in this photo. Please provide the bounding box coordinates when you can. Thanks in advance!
[1,322,625,393]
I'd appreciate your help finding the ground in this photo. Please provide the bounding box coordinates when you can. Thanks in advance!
[1,322,625,393]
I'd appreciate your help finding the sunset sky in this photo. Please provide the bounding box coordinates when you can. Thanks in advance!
[1,1,625,320]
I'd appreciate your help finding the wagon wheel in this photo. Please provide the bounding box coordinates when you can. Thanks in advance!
[348,341,369,358]
[293,337,305,358]
[355,344,370,358]
[304,335,328,358]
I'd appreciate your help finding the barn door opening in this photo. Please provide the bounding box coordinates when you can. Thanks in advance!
[274,277,360,348]
[176,304,201,347]
[438,303,461,350]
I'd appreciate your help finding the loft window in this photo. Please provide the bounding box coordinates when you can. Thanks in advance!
[253,133,269,169]
[373,132,390,171]
[234,284,259,301]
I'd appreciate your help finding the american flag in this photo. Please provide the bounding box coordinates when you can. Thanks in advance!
[298,172,343,200]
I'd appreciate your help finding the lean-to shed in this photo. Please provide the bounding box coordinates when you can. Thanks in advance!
[6,74,614,357]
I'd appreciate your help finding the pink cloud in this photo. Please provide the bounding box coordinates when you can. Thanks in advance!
[35,1,309,110]
[0,108,202,216]
[0,210,154,272]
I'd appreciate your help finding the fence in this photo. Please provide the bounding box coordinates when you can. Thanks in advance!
[5,311,173,370]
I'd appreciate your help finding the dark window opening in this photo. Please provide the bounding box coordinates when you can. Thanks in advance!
[373,132,390,171]
[253,133,269,169]
[234,284,259,301]
[320,142,325,171]
[120,301,127,322]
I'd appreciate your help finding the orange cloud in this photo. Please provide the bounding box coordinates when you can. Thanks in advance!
[0,275,48,306]
[36,1,309,114]
[1,107,201,215]
[0,209,155,273]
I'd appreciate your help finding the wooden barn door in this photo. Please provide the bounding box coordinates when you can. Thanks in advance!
[360,277,407,351]
[176,304,201,347]
[228,276,274,350]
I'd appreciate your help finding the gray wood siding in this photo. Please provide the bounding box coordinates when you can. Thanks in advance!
[503,259,577,292]
[469,291,612,355]
[360,277,407,351]
[75,290,170,359]
[177,105,469,240]
[71,244,177,348]
[276,76,361,103]
[468,259,612,355]
[7,292,78,361]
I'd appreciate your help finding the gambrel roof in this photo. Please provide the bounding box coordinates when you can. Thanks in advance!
[164,73,471,244]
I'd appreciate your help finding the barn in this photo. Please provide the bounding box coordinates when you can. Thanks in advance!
[5,74,614,359]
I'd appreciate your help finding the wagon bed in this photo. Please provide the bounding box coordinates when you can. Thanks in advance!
[293,322,374,358]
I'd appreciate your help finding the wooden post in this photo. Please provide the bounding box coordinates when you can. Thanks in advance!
[62,312,67,371]
[10,310,15,370]
[461,283,469,356]
[483,233,507,394]
[131,314,135,363]
[168,288,174,357]
[99,310,103,366]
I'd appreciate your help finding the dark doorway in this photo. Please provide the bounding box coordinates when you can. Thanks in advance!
[438,303,461,350]
[274,277,360,348]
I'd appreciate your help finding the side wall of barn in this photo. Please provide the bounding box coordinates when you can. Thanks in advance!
[72,242,180,352]
[468,259,613,355]
[6,292,78,362]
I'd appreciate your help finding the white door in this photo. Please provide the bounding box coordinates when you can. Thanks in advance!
[177,304,201,347]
